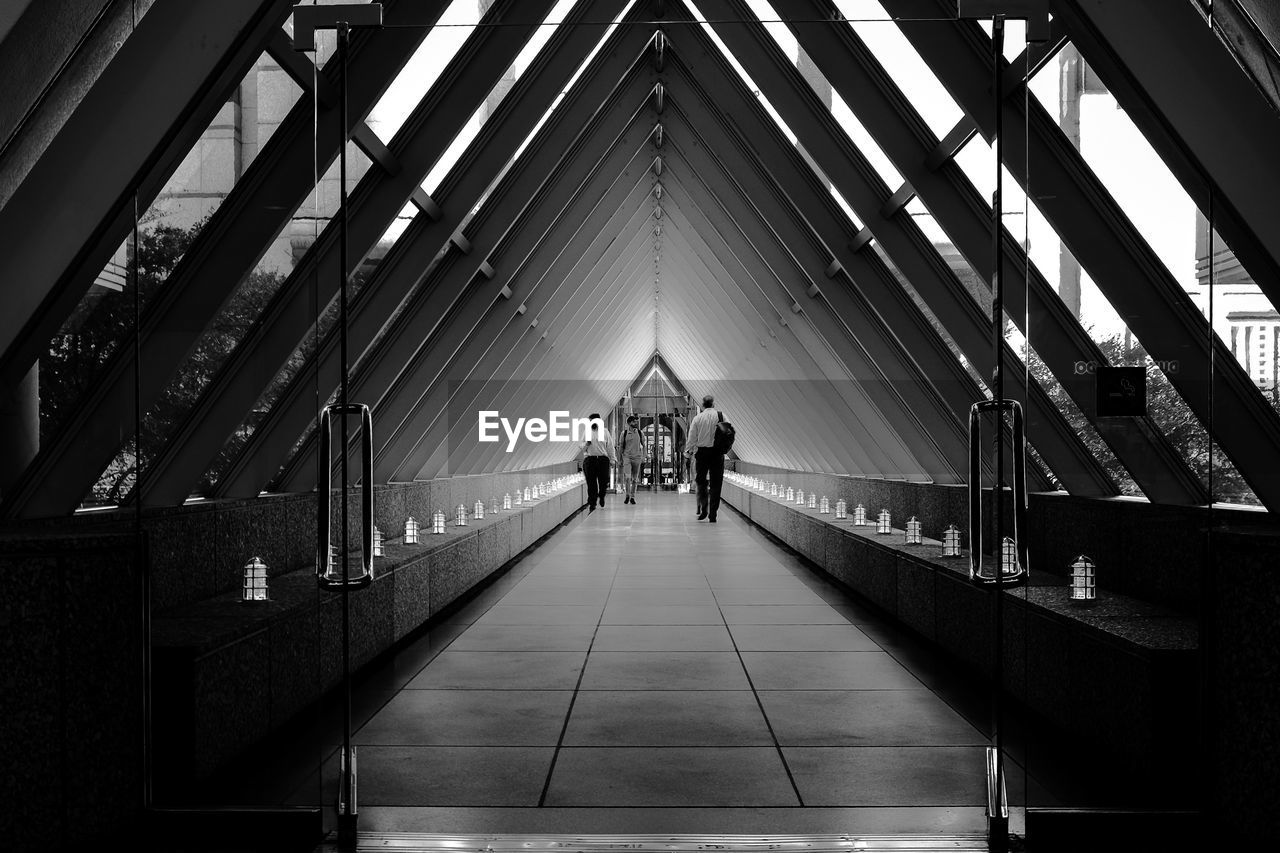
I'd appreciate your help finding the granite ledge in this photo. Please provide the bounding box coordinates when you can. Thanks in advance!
[722,483,1198,657]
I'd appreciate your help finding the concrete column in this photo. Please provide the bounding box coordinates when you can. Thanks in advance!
[0,362,39,500]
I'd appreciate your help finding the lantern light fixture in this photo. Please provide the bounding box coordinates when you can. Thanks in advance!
[877,509,891,535]
[432,510,446,534]
[786,487,795,502]
[906,517,922,545]
[942,524,962,557]
[503,493,512,510]
[1070,555,1097,606]
[820,496,830,514]
[854,503,867,526]
[474,499,484,520]
[405,516,421,545]
[807,493,816,509]
[835,499,847,519]
[456,504,468,527]
[242,556,269,602]
[796,489,805,506]
[1001,536,1020,578]
[372,526,384,557]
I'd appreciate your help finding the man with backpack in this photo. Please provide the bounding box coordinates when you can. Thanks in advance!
[683,394,733,523]
[617,413,646,504]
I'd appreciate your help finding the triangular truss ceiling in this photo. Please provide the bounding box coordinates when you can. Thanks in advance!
[5,0,1280,517]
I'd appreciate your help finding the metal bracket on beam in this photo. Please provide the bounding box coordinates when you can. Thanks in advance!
[530,317,539,328]
[291,3,383,51]
[478,260,496,280]
[653,182,663,200]
[653,30,666,72]
[653,82,665,114]
[450,232,472,254]
[926,117,979,171]
[880,182,916,219]
[498,284,513,299]
[516,303,527,315]
[352,123,401,176]
[956,0,1050,42]
[849,228,875,253]
[268,29,336,107]
[790,300,803,314]
[824,259,843,278]
[806,283,821,298]
[653,205,663,219]
[653,123,664,148]
[652,155,664,176]
[410,188,442,221]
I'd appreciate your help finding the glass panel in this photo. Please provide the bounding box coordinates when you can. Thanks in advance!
[833,0,965,136]
[42,53,303,457]
[366,0,481,143]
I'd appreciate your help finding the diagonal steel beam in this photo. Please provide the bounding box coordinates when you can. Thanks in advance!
[884,0,1280,509]
[140,0,619,506]
[660,40,997,482]
[434,189,876,480]
[2,0,449,518]
[440,244,656,478]
[1054,0,1280,321]
[274,93,662,492]
[691,0,1103,494]
[389,190,657,481]
[750,0,1198,501]
[214,17,656,499]
[0,0,294,385]
[659,156,932,480]
[657,232,870,473]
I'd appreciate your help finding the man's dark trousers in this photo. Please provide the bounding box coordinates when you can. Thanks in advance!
[584,456,610,508]
[694,447,724,520]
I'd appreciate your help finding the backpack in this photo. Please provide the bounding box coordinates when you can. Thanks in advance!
[713,410,736,454]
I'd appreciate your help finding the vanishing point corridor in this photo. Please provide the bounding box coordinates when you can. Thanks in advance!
[311,492,1004,837]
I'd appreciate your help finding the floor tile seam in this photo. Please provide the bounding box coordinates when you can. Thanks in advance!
[535,547,624,808]
[384,529,581,703]
[719,500,997,734]
[704,583,807,808]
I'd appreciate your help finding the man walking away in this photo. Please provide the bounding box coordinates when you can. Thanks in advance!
[580,413,613,512]
[684,395,724,523]
[617,414,646,504]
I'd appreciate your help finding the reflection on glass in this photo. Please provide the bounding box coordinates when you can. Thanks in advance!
[47,53,302,463]
[85,140,371,504]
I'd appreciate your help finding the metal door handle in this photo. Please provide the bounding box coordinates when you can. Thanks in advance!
[968,399,1029,587]
[317,403,374,590]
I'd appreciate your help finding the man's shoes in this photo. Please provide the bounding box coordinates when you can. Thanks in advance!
[708,516,717,523]
[697,512,708,520]
[588,504,596,513]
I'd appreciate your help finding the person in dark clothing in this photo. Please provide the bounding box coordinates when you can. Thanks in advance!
[579,412,613,512]
[683,395,724,522]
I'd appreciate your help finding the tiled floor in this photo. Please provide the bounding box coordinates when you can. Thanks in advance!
[294,492,1014,834]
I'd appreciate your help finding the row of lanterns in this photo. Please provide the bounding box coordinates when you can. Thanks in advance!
[721,470,1097,606]
[259,473,588,598]
[398,473,587,544]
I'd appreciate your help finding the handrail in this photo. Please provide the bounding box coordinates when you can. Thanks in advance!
[316,402,374,590]
[968,399,1029,588]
